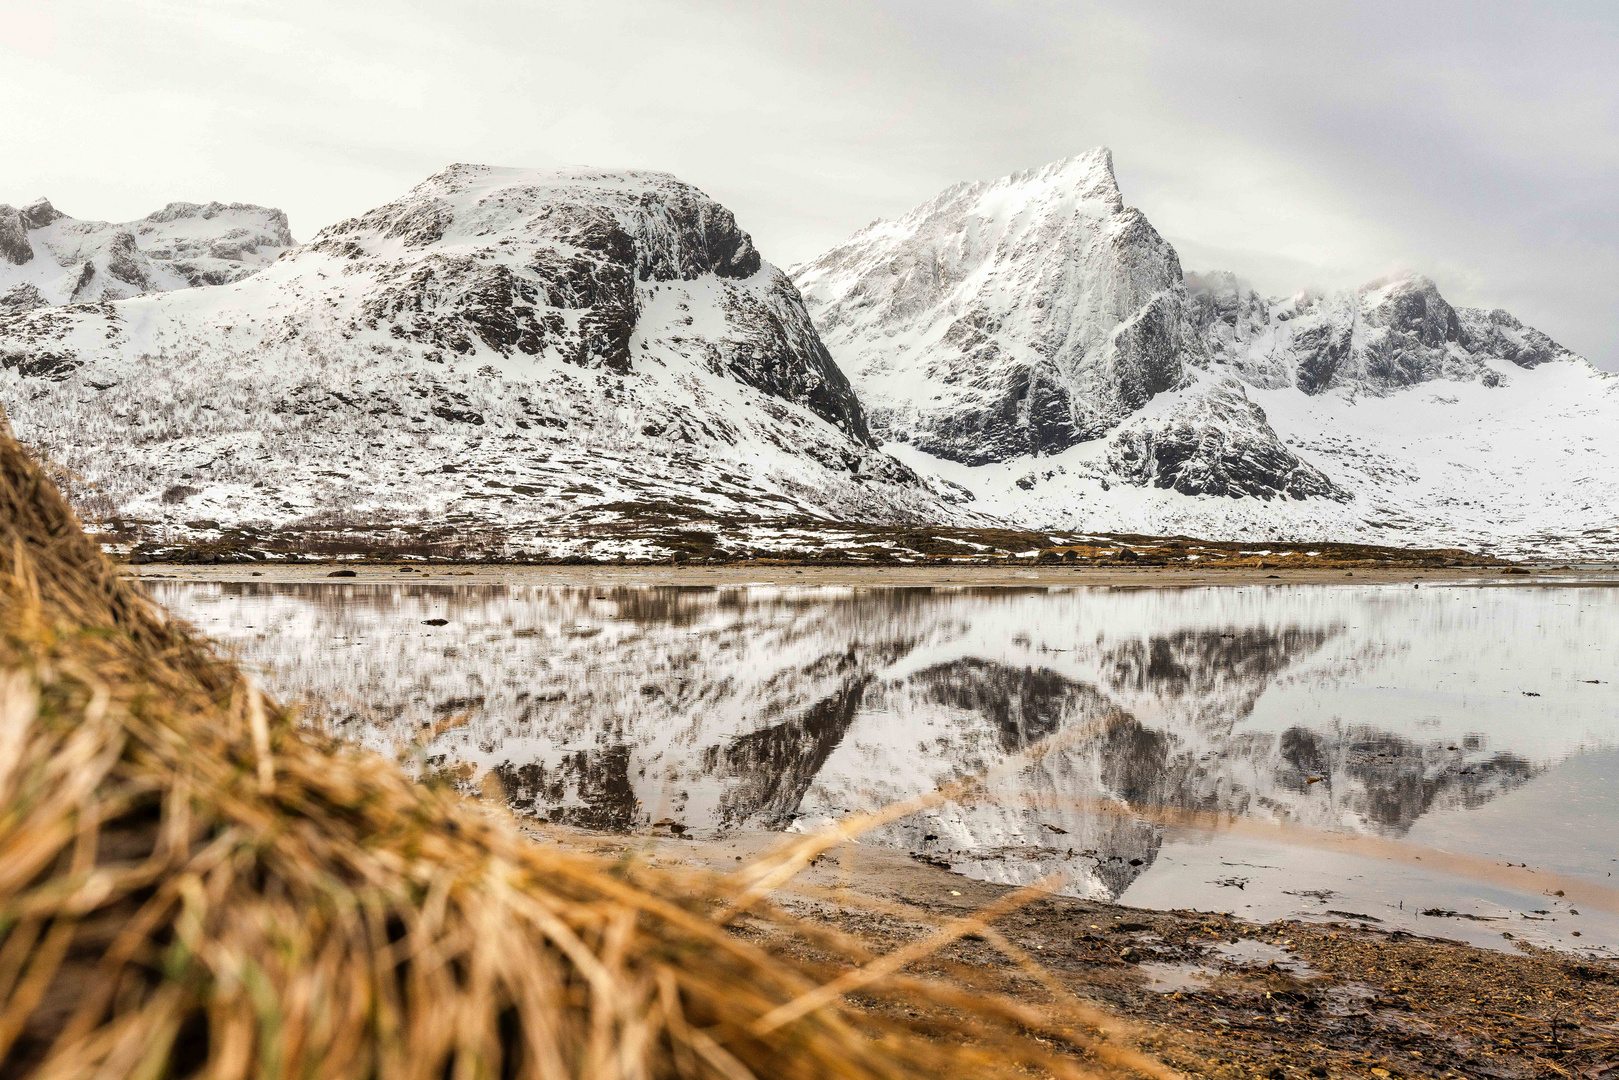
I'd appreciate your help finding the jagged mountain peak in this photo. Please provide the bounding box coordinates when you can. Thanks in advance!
[1190,265,1589,394]
[793,150,1199,466]
[914,146,1124,223]
[987,145,1122,209]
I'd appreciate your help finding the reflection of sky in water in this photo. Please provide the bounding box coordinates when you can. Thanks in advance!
[151,581,1619,953]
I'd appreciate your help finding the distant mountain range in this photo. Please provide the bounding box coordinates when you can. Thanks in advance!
[793,148,1617,558]
[1,197,292,311]
[2,151,1614,558]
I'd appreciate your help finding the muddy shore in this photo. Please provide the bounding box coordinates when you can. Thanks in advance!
[553,828,1619,1080]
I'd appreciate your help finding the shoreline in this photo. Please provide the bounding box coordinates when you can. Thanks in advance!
[124,562,1619,588]
[546,826,1619,1079]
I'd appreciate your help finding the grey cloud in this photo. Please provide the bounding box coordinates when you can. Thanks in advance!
[1,0,1613,365]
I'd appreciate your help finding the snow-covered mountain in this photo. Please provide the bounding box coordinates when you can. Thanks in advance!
[1,154,1614,557]
[0,197,293,312]
[0,166,965,553]
[794,150,1619,558]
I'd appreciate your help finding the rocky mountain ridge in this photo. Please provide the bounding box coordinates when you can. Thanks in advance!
[0,196,294,312]
[1186,270,1583,395]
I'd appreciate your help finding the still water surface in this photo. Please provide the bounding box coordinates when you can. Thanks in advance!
[149,579,1619,953]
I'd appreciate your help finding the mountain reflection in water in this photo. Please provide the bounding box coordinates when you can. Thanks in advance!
[151,581,1618,903]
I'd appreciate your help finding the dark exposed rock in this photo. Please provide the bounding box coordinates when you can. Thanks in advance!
[0,347,79,379]
[68,261,98,302]
[0,284,46,313]
[0,206,32,266]
[19,198,64,230]
[1107,380,1349,501]
[1457,306,1579,369]
[104,232,149,289]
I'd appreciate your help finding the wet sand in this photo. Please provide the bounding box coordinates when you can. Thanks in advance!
[553,826,1619,1080]
[126,563,1619,588]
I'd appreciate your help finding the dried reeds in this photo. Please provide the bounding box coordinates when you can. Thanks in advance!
[0,427,1175,1080]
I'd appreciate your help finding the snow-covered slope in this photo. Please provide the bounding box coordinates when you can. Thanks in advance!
[0,197,293,312]
[1187,270,1584,394]
[0,165,966,552]
[796,151,1619,558]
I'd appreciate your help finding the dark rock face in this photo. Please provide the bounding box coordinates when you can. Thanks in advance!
[104,232,149,289]
[1456,306,1578,369]
[327,165,870,441]
[1108,287,1192,414]
[1107,380,1349,501]
[0,206,32,266]
[0,284,46,313]
[19,198,64,230]
[1291,318,1355,395]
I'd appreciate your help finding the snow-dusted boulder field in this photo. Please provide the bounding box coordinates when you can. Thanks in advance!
[0,197,293,312]
[0,166,968,555]
[794,150,1619,559]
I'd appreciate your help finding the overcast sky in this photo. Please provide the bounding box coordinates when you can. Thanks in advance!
[4,0,1616,367]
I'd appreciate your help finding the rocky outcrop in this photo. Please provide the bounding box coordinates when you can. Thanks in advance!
[1106,378,1349,501]
[322,165,871,441]
[0,164,958,544]
[793,149,1201,464]
[1455,305,1579,370]
[19,198,64,230]
[0,206,32,266]
[0,284,46,313]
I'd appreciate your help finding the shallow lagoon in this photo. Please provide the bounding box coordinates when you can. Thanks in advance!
[149,577,1619,953]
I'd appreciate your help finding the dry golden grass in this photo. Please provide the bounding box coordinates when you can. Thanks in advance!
[0,426,1184,1080]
